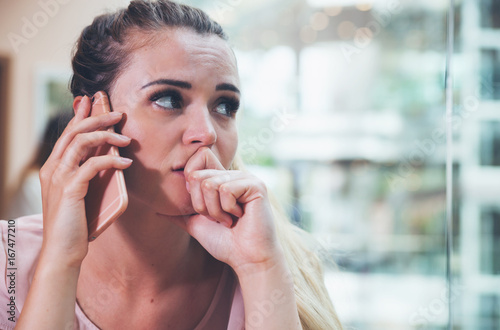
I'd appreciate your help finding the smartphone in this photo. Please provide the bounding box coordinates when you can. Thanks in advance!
[85,91,128,241]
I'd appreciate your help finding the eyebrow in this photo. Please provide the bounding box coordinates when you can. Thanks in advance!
[216,83,240,94]
[141,79,240,94]
[141,79,191,90]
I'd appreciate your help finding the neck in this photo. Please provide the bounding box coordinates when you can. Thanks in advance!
[80,196,214,295]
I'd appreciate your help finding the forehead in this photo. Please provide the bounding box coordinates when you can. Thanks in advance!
[120,28,239,88]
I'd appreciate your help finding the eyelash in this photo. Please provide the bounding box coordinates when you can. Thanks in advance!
[215,97,240,117]
[148,89,240,117]
[149,89,183,109]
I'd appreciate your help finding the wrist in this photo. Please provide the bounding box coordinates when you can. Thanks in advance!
[233,248,290,282]
[38,244,86,273]
[234,250,301,330]
[36,254,82,278]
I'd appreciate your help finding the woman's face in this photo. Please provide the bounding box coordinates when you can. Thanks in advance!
[109,28,240,216]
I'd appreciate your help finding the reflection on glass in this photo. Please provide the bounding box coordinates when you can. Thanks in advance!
[480,121,500,166]
[170,0,497,328]
[458,0,500,329]
[480,208,500,275]
[478,294,500,329]
[480,0,500,29]
[480,49,500,99]
[198,0,450,328]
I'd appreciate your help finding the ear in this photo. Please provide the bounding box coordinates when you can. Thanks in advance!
[72,96,84,115]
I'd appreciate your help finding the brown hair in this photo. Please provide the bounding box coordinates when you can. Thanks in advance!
[70,0,227,98]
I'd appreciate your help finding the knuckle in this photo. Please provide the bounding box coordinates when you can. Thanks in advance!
[188,171,201,182]
[259,182,268,193]
[219,183,231,196]
[252,177,267,192]
[192,202,206,214]
[61,184,73,196]
[51,170,65,186]
[97,131,106,140]
[74,133,85,145]
[201,179,215,191]
[39,167,49,182]
[85,156,98,168]
[211,208,225,219]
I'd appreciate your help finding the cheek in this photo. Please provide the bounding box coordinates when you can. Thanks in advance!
[117,114,158,165]
[218,128,238,168]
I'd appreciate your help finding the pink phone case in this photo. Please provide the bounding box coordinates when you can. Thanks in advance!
[85,91,128,241]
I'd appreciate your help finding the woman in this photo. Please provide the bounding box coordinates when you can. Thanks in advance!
[2,1,341,329]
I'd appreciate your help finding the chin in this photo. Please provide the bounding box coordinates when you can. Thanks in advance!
[127,179,195,217]
[156,186,195,216]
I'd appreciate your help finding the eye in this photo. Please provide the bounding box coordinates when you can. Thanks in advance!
[214,97,240,117]
[149,90,183,110]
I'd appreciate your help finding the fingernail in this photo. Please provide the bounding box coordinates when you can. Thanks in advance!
[119,157,133,165]
[117,134,131,141]
[185,181,190,193]
[111,112,123,118]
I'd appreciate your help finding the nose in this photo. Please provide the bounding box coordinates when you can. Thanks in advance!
[181,106,217,147]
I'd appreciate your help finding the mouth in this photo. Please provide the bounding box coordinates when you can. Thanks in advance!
[172,166,185,177]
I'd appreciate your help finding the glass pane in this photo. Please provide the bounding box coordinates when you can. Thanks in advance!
[190,0,450,328]
[455,0,500,329]
[480,0,500,29]
[480,49,500,100]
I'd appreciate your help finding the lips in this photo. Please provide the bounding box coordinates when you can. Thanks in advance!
[172,164,186,178]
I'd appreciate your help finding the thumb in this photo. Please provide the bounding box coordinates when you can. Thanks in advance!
[184,147,225,174]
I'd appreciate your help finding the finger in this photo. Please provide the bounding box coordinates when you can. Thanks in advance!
[184,147,225,177]
[186,170,246,219]
[59,131,131,172]
[186,170,240,214]
[186,169,244,182]
[50,111,124,162]
[197,171,244,219]
[182,214,231,254]
[66,155,132,199]
[219,183,244,218]
[201,179,233,227]
[186,170,208,216]
[218,178,267,205]
[74,95,92,122]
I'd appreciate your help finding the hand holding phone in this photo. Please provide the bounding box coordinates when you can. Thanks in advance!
[85,91,128,241]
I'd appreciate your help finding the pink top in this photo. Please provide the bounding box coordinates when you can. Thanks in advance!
[0,215,245,329]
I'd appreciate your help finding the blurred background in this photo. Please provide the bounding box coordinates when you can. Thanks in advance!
[0,0,499,328]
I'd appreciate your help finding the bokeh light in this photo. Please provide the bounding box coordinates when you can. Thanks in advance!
[310,12,330,31]
[337,20,357,39]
